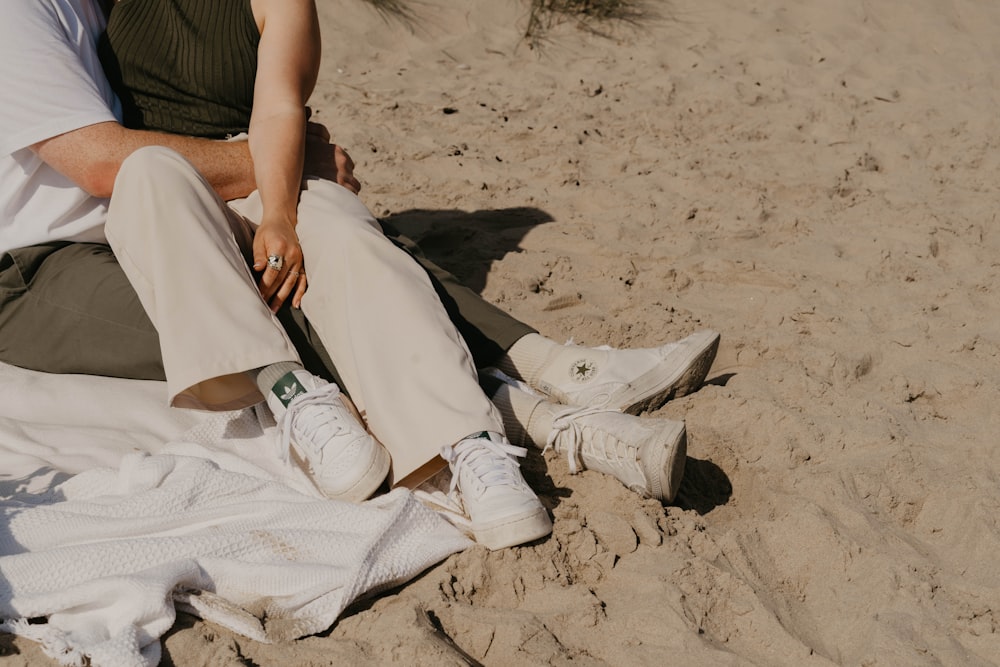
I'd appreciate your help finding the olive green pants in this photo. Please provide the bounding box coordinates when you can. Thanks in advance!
[0,217,533,386]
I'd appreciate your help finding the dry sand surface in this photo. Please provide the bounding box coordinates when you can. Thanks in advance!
[9,0,1000,664]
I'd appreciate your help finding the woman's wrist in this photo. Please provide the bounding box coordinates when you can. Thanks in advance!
[258,213,298,230]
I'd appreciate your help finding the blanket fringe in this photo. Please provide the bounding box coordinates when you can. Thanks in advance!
[1,619,87,667]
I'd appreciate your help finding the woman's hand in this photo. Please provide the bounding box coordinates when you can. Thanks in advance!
[252,219,308,311]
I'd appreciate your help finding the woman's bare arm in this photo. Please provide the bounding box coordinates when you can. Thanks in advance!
[248,0,321,310]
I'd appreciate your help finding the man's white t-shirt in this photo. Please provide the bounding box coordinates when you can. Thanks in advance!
[0,0,121,256]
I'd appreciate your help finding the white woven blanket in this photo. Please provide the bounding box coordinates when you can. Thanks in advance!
[0,362,471,667]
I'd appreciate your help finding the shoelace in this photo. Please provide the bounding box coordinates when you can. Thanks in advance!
[546,405,637,474]
[442,435,528,500]
[275,382,350,465]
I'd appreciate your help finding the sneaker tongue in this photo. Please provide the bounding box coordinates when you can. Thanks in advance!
[272,371,309,408]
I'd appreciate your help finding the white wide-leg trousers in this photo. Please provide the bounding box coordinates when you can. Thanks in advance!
[106,146,502,483]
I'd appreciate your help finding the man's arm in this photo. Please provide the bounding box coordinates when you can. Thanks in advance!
[32,121,256,201]
[31,119,360,202]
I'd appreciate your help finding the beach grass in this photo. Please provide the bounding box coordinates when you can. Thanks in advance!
[524,0,649,45]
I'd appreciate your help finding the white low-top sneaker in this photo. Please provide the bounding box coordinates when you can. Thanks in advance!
[536,330,720,415]
[442,432,552,550]
[545,407,687,502]
[268,370,390,502]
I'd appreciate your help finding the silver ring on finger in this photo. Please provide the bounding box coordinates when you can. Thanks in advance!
[289,270,304,277]
[266,254,284,271]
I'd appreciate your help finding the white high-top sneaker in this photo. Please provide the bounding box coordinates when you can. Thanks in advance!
[536,330,720,415]
[545,407,687,502]
[267,370,390,502]
[441,432,552,550]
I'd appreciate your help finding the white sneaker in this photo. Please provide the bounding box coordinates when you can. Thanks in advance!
[441,432,552,550]
[536,330,720,414]
[267,370,390,502]
[546,406,687,502]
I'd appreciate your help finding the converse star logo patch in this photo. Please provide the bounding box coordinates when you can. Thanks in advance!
[570,359,597,383]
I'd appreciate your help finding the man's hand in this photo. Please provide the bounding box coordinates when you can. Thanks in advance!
[303,122,362,194]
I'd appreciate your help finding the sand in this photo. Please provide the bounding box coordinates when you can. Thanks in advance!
[7,0,1000,664]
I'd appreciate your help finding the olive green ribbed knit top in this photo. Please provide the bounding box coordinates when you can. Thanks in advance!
[99,0,260,138]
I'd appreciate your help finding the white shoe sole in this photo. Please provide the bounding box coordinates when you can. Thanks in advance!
[638,419,687,502]
[618,330,721,415]
[472,505,553,551]
[306,442,391,503]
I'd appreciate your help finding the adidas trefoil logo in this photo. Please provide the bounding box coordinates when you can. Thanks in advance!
[280,382,301,402]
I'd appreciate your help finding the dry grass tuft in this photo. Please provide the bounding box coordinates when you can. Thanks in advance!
[357,0,651,45]
[523,0,650,46]
[362,0,419,25]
